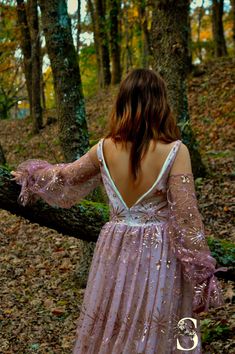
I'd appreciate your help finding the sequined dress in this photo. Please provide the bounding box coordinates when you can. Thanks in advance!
[12,138,227,354]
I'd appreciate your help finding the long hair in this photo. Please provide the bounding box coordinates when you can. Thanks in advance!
[104,68,181,181]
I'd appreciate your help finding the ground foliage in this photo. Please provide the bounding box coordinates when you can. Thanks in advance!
[0,57,234,353]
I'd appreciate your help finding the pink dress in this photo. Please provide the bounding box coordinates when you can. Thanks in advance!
[12,138,227,354]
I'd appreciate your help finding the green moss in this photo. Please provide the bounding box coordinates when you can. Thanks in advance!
[89,139,100,147]
[207,236,235,267]
[79,199,109,221]
[201,318,232,343]
[97,115,107,130]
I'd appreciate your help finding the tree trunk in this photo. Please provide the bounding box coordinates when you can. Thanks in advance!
[40,46,47,112]
[137,0,152,68]
[0,144,6,165]
[77,0,81,54]
[187,13,193,73]
[16,0,33,119]
[122,0,133,73]
[196,0,205,63]
[151,0,207,177]
[212,0,228,57]
[40,73,46,112]
[38,0,97,286]
[39,0,89,160]
[95,0,111,86]
[27,0,43,133]
[230,0,235,54]
[109,0,122,84]
[0,168,107,242]
[87,0,103,87]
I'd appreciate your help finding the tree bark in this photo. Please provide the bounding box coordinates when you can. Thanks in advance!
[16,0,33,119]
[87,0,103,87]
[77,0,81,53]
[151,0,207,178]
[40,73,46,112]
[40,46,47,112]
[187,12,193,73]
[231,0,235,54]
[94,0,111,86]
[39,0,89,160]
[122,0,133,73]
[212,0,228,57]
[27,0,43,133]
[137,0,152,68]
[109,0,122,84]
[0,144,6,165]
[196,0,205,63]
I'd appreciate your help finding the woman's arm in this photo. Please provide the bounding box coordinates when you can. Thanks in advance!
[10,144,102,209]
[166,144,228,314]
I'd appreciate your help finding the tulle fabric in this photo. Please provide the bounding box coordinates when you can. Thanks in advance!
[166,173,227,314]
[11,151,101,208]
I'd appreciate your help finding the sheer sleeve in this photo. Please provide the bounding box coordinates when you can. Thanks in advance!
[11,150,102,209]
[166,173,228,314]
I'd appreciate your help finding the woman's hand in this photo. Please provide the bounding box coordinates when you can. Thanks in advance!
[10,170,23,181]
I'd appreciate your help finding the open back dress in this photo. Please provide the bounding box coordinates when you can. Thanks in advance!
[13,137,227,354]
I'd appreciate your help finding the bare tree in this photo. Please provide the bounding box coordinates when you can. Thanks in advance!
[109,0,122,83]
[87,0,103,86]
[212,0,228,57]
[137,0,152,68]
[16,0,33,118]
[0,144,6,165]
[27,0,43,133]
[39,0,89,160]
[122,0,133,73]
[94,0,111,86]
[230,0,235,53]
[151,0,207,177]
[196,0,205,63]
[77,0,81,53]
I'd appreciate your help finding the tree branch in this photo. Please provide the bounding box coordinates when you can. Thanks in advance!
[0,167,108,242]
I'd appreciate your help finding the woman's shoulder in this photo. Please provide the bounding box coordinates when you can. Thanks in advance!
[88,142,100,168]
[170,142,192,175]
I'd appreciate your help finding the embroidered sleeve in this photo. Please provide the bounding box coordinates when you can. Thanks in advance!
[166,173,228,314]
[11,151,102,209]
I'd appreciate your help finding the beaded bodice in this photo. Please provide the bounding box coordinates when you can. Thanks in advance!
[97,138,182,226]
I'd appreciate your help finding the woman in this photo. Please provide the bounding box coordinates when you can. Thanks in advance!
[11,69,227,353]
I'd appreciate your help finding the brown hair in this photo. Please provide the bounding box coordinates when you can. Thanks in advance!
[104,68,181,180]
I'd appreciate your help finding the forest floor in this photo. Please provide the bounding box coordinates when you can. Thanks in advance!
[0,56,234,353]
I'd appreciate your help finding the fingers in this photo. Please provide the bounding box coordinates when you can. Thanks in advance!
[10,171,22,181]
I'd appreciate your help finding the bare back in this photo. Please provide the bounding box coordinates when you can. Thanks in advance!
[101,138,179,209]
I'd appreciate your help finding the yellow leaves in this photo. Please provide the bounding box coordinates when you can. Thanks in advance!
[3,308,13,315]
[43,67,56,109]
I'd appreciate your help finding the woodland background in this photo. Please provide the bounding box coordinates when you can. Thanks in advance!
[0,0,235,353]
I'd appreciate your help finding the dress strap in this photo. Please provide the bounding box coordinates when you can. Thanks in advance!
[96,138,104,165]
[157,140,182,187]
